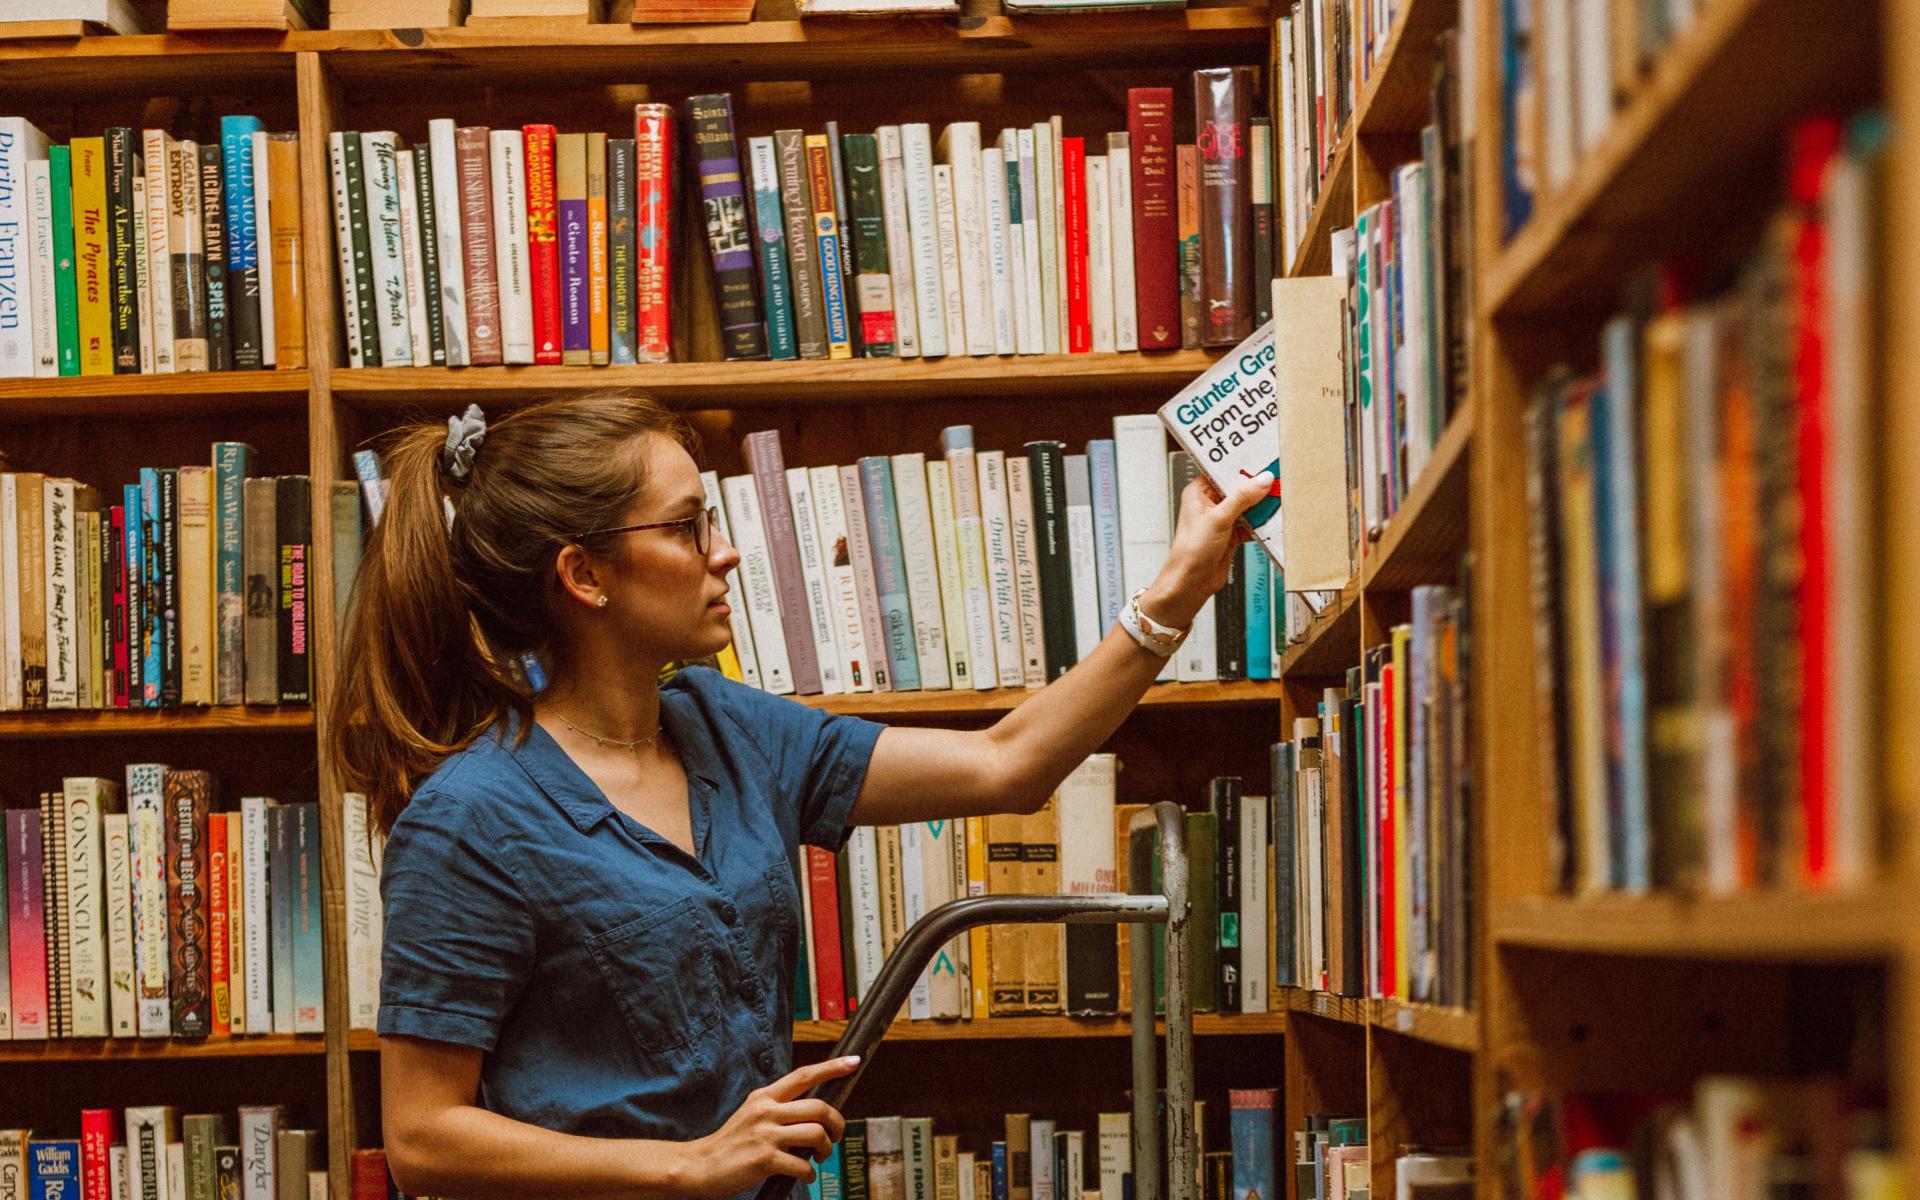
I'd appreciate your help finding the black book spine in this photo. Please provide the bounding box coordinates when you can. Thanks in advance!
[226,129,265,371]
[105,127,142,373]
[159,468,181,707]
[607,138,637,365]
[1211,775,1241,1013]
[198,143,231,372]
[1270,740,1295,988]
[276,475,311,704]
[411,147,447,366]
[1024,441,1076,682]
[341,133,382,367]
[1215,548,1247,681]
[684,93,767,360]
[1251,115,1274,327]
[841,1120,870,1200]
[1340,691,1366,998]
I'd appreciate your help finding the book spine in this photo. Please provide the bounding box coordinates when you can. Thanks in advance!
[1107,134,1138,352]
[807,465,872,693]
[177,466,212,706]
[26,158,58,378]
[6,810,46,1038]
[119,485,140,708]
[275,476,310,704]
[1058,756,1118,1015]
[783,467,844,695]
[607,138,637,365]
[137,470,158,705]
[405,148,445,367]
[338,132,380,367]
[1210,776,1241,1009]
[267,806,293,1032]
[699,470,761,690]
[44,478,77,709]
[250,131,276,368]
[824,123,859,353]
[212,444,249,705]
[982,144,1017,356]
[876,127,920,358]
[803,134,853,361]
[1127,90,1179,349]
[426,120,466,370]
[976,450,1024,689]
[1086,156,1114,354]
[0,120,47,376]
[163,768,212,1036]
[940,430,998,690]
[261,133,303,371]
[132,174,155,374]
[941,124,993,356]
[1015,130,1046,355]
[900,124,947,358]
[857,456,922,691]
[1006,457,1048,689]
[454,127,502,366]
[1063,455,1102,661]
[0,476,16,710]
[888,454,952,690]
[521,124,560,365]
[719,474,794,695]
[44,790,68,1036]
[1249,117,1274,327]
[1194,67,1255,345]
[842,134,896,358]
[932,166,968,357]
[1087,439,1125,627]
[46,145,78,376]
[241,477,277,705]
[63,779,113,1036]
[1060,138,1091,354]
[837,463,893,693]
[207,808,229,1034]
[487,130,534,365]
[1028,126,1060,355]
[1024,443,1077,680]
[745,137,799,362]
[1176,145,1202,349]
[241,797,272,1035]
[632,104,674,364]
[742,432,823,695]
[925,462,973,690]
[774,129,828,360]
[997,131,1032,357]
[585,132,608,367]
[361,133,412,367]
[1215,546,1247,681]
[105,128,142,373]
[104,810,136,1035]
[343,793,381,1030]
[844,828,884,998]
[686,95,765,360]
[158,469,180,706]
[292,804,322,1032]
[196,142,230,371]
[1167,454,1217,684]
[1113,414,1173,681]
[804,846,848,1020]
[16,473,45,707]
[71,137,113,375]
[554,132,588,366]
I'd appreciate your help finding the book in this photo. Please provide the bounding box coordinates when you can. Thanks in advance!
[940,427,998,690]
[838,463,893,693]
[1127,89,1179,350]
[925,462,973,691]
[426,119,470,367]
[745,136,798,362]
[858,456,921,692]
[554,132,590,366]
[743,432,824,695]
[686,94,765,360]
[1111,415,1173,681]
[843,133,898,358]
[105,127,142,373]
[454,126,503,365]
[487,129,534,364]
[876,126,921,358]
[719,473,795,696]
[805,134,854,361]
[1005,456,1047,689]
[72,136,113,374]
[405,146,447,367]
[1024,442,1076,680]
[1059,754,1118,1015]
[632,104,674,364]
[359,132,412,366]
[585,132,609,366]
[1063,454,1102,662]
[606,137,637,365]
[888,453,951,691]
[1061,137,1090,353]
[976,450,1025,689]
[900,124,948,358]
[938,123,993,356]
[1175,145,1202,349]
[932,166,967,358]
[164,767,214,1036]
[784,467,845,696]
[274,475,310,704]
[0,117,51,376]
[242,477,278,705]
[261,132,303,369]
[1158,320,1281,569]
[1193,67,1256,345]
[48,145,79,376]
[196,141,231,370]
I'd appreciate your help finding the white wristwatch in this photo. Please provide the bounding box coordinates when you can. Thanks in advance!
[1118,588,1189,658]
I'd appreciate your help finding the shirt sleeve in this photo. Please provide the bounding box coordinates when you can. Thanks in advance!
[703,669,884,852]
[377,787,536,1051]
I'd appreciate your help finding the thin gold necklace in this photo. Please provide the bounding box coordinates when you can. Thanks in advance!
[551,710,662,751]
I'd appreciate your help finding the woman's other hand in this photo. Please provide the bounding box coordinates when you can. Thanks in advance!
[682,1055,861,1199]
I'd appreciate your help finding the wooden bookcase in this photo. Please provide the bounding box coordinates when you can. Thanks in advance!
[0,0,1908,1192]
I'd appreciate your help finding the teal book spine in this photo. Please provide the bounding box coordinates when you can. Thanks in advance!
[220,115,266,370]
[746,137,797,361]
[856,456,921,691]
[213,442,253,705]
[268,804,294,1033]
[1244,542,1272,681]
[293,802,323,1032]
[138,467,163,705]
[49,144,79,376]
[607,138,637,365]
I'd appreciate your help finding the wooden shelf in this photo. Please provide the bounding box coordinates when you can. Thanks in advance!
[1371,998,1477,1052]
[0,370,311,421]
[1482,0,1880,317]
[332,351,1226,413]
[791,1011,1288,1043]
[792,678,1284,720]
[1359,402,1473,591]
[0,706,315,740]
[1279,581,1360,679]
[1493,889,1905,962]
[1280,986,1370,1025]
[1287,132,1353,279]
[0,1033,328,1062]
[1347,0,1457,139]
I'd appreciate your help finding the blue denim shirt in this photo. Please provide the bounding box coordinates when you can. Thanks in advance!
[377,666,884,1155]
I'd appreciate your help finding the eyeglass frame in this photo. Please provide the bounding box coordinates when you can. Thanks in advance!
[575,506,723,556]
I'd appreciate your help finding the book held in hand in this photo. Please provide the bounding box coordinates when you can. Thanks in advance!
[1156,320,1279,568]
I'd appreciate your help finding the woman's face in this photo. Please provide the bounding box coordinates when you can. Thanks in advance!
[588,436,741,664]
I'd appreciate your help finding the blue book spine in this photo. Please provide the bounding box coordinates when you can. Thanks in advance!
[349,449,387,527]
[269,804,294,1032]
[817,1136,845,1200]
[990,1142,1008,1200]
[30,1139,80,1200]
[1601,317,1649,891]
[1087,438,1125,626]
[1500,0,1535,238]
[293,802,324,1031]
[122,484,144,707]
[139,468,162,706]
[1229,1093,1276,1200]
[857,455,920,691]
[747,139,798,361]
[214,443,252,705]
[1244,543,1272,681]
[220,115,265,369]
[816,213,850,354]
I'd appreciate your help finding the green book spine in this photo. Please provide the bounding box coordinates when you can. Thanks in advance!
[410,146,447,366]
[182,1114,226,1200]
[330,480,362,644]
[1151,811,1220,1014]
[607,138,637,365]
[842,1120,871,1200]
[105,127,143,373]
[49,144,80,376]
[340,133,382,367]
[213,442,254,706]
[199,142,231,372]
[841,133,897,358]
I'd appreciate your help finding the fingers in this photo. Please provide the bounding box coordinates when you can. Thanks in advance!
[764,1055,861,1102]
[777,1122,834,1163]
[769,1099,846,1146]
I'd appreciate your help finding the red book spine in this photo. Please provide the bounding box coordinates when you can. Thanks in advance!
[351,1150,389,1200]
[1193,66,1254,345]
[81,1110,114,1200]
[110,504,128,708]
[804,847,847,1021]
[1376,665,1395,998]
[208,812,230,1036]
[455,126,504,367]
[1128,88,1179,350]
[1062,137,1091,354]
[633,104,675,364]
[522,124,563,365]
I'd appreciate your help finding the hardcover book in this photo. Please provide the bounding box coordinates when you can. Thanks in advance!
[1127,89,1179,350]
[633,104,674,364]
[522,124,562,365]
[164,767,214,1036]
[686,94,766,360]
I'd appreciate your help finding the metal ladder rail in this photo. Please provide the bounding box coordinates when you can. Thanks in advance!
[754,800,1194,1200]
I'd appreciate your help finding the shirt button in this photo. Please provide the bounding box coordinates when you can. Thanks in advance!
[756,1049,774,1074]
[719,903,738,926]
[741,976,760,1000]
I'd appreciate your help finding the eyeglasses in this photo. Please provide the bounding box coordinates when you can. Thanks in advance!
[579,506,722,556]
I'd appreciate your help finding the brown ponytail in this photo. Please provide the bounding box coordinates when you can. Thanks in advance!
[329,392,697,832]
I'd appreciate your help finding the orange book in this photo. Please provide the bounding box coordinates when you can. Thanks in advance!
[265,132,306,369]
[586,131,610,366]
[208,809,230,1036]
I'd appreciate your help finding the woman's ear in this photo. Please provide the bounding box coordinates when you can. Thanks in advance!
[553,543,608,609]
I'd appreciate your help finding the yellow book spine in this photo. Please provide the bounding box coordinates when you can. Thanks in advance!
[586,131,609,366]
[70,138,114,376]
[964,814,988,1019]
[714,642,744,682]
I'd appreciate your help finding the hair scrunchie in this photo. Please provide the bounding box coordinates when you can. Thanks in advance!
[442,403,488,484]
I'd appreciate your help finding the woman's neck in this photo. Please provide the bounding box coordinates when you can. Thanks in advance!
[535,661,667,744]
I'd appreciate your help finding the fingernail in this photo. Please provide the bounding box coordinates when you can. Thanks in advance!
[841,1055,861,1066]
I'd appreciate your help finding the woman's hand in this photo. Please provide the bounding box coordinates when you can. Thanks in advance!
[681,1055,861,1199]
[1140,469,1277,629]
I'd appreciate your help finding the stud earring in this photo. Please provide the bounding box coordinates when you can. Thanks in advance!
[596,595,610,608]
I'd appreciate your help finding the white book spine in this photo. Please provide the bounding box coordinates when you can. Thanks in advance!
[64,777,115,1037]
[888,452,952,690]
[104,810,137,1035]
[0,474,19,710]
[1238,792,1269,1013]
[1016,128,1046,355]
[343,792,383,1031]
[0,118,49,378]
[1029,125,1061,355]
[327,133,364,369]
[110,1145,126,1200]
[238,1108,281,1200]
[1541,0,1576,191]
[920,819,961,1018]
[976,450,1024,688]
[899,123,947,357]
[838,463,894,694]
[925,462,973,690]
[876,126,921,359]
[133,175,154,375]
[1106,135,1138,353]
[701,470,763,691]
[1113,415,1174,681]
[241,796,272,1036]
[1575,0,1612,154]
[124,1108,174,1200]
[1050,117,1067,347]
[1086,156,1115,354]
[1178,599,1217,682]
[427,119,470,367]
[43,477,76,709]
[1006,456,1047,689]
[1397,165,1434,487]
[27,159,57,377]
[360,132,414,366]
[394,150,432,370]
[940,124,994,356]
[784,467,845,696]
[980,146,1017,356]
[127,762,171,1037]
[846,824,885,998]
[1063,457,1102,661]
[997,130,1035,357]
[795,847,818,1020]
[810,465,873,694]
[941,436,998,690]
[931,166,968,358]
[720,474,795,695]
[1279,19,1299,271]
[250,130,275,367]
[489,130,535,365]
[900,822,930,1019]
[1097,1114,1130,1200]
[1030,1120,1057,1200]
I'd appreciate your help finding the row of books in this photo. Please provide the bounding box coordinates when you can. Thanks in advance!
[325,70,1275,370]
[3,1110,324,1200]
[0,118,308,380]
[0,456,346,713]
[1272,581,1471,1010]
[1274,0,1354,259]
[696,421,1283,700]
[1497,1079,1898,1200]
[0,773,327,1042]
[1293,1113,1471,1200]
[1525,114,1884,896]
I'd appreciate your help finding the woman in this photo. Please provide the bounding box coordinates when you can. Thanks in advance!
[331,393,1271,1200]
